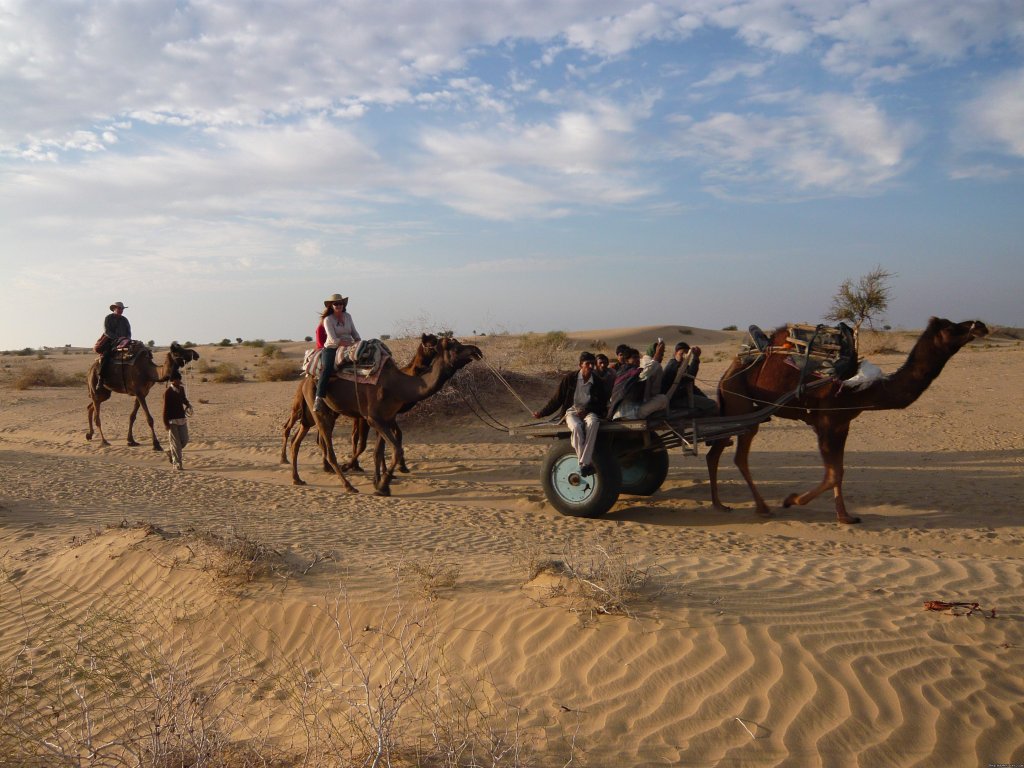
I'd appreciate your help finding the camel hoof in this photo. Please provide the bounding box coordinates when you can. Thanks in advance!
[292,479,306,486]
[782,493,800,508]
[755,508,775,518]
[398,465,410,474]
[342,462,364,473]
[152,444,163,452]
[127,440,140,447]
[85,433,93,441]
[839,515,862,525]
[374,486,391,497]
[345,485,359,494]
[100,440,110,447]
[711,502,732,512]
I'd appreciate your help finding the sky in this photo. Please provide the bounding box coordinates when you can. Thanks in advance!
[1,0,1022,350]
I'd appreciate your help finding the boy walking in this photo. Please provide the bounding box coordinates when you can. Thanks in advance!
[163,369,193,470]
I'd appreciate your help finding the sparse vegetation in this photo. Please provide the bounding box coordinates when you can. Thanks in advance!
[218,338,233,347]
[11,362,83,390]
[212,362,245,383]
[722,325,738,331]
[519,330,571,369]
[516,537,665,625]
[257,360,299,382]
[826,265,895,346]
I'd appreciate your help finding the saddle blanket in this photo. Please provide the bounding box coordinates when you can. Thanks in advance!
[301,339,392,385]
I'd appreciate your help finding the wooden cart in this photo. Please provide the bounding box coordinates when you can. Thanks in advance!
[508,396,791,518]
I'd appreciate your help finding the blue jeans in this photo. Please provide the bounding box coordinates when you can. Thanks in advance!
[316,347,337,399]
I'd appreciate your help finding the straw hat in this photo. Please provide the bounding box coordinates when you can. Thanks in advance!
[110,301,127,311]
[324,293,349,307]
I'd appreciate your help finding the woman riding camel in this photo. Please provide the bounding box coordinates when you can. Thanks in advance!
[314,293,361,413]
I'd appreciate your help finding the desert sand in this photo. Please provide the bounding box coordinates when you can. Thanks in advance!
[1,325,1022,766]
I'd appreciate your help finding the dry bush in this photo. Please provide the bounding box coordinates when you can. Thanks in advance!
[256,360,299,382]
[180,525,293,583]
[211,362,245,383]
[11,362,83,390]
[517,539,665,624]
[0,576,277,766]
[393,557,461,601]
[517,331,572,370]
[0,565,569,766]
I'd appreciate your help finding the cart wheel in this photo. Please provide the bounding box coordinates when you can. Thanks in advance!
[540,439,621,518]
[617,434,670,496]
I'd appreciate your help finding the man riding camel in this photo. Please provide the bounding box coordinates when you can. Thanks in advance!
[96,301,131,392]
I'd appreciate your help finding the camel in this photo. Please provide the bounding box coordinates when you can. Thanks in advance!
[278,333,439,471]
[86,342,201,450]
[288,336,482,495]
[706,317,988,524]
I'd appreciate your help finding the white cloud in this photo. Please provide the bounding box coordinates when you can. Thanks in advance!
[962,68,1024,157]
[672,92,917,197]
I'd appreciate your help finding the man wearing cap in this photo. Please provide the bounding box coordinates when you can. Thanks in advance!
[532,351,609,477]
[97,301,132,391]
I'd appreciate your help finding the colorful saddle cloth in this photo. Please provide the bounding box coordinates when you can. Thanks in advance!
[302,339,393,385]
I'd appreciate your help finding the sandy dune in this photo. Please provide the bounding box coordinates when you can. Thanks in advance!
[1,326,1022,766]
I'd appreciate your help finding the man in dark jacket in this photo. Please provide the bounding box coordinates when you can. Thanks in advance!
[661,342,717,415]
[163,369,193,470]
[97,301,132,391]
[533,351,609,476]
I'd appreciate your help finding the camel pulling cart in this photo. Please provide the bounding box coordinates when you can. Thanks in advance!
[508,392,796,519]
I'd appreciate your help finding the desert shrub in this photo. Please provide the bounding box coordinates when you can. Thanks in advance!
[212,363,245,383]
[519,330,571,369]
[242,339,267,348]
[256,360,299,382]
[218,338,233,347]
[261,343,282,359]
[518,539,665,625]
[722,324,738,331]
[12,363,82,390]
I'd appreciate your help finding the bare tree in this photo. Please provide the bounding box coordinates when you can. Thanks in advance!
[826,266,895,346]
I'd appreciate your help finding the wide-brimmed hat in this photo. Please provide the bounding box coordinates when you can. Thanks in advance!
[110,301,127,311]
[324,293,349,307]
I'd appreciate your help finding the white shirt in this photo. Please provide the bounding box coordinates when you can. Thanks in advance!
[323,312,360,349]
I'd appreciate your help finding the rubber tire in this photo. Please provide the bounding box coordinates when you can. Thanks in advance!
[540,438,622,518]
[616,434,670,496]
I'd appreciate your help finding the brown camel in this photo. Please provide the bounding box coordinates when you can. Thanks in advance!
[288,336,482,495]
[86,342,201,450]
[706,317,988,524]
[278,333,439,471]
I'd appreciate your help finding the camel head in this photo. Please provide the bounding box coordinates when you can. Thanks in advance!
[925,317,989,353]
[437,336,483,372]
[168,342,201,372]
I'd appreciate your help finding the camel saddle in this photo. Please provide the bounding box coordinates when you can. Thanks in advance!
[302,339,393,385]
[742,323,857,381]
[96,339,150,367]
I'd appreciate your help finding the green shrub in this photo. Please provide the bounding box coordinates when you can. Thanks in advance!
[261,344,281,359]
[218,338,233,347]
[722,325,738,331]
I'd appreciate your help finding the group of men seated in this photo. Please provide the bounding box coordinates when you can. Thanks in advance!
[532,339,718,476]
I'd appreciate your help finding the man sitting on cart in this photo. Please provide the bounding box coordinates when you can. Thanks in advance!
[533,351,609,477]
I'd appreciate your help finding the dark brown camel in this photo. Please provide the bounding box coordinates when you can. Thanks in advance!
[278,333,439,471]
[288,336,482,495]
[706,318,988,524]
[86,342,201,450]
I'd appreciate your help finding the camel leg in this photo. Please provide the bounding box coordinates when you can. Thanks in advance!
[134,396,162,451]
[290,420,312,486]
[126,398,142,447]
[86,395,112,447]
[731,427,773,518]
[312,409,358,493]
[783,422,860,524]
[395,423,409,473]
[365,418,403,497]
[706,439,732,511]
[280,413,297,464]
[342,418,369,472]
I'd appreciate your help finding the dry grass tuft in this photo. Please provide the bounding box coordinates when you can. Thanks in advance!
[517,538,665,624]
[10,362,84,390]
[256,360,300,382]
